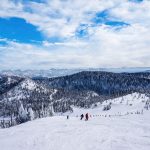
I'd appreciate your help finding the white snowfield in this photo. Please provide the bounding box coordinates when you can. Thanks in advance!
[0,92,150,150]
[0,112,150,150]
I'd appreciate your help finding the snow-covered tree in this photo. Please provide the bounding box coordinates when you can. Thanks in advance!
[18,103,29,123]
[28,107,34,121]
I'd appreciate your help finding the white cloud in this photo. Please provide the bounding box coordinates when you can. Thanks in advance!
[0,0,116,38]
[0,0,150,69]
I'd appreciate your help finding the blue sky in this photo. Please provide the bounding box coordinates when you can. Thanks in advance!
[0,0,150,70]
[0,17,43,43]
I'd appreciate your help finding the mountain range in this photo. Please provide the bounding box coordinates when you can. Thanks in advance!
[0,70,150,127]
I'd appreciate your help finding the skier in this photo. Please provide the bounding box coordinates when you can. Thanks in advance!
[85,113,89,121]
[67,115,69,119]
[80,114,84,120]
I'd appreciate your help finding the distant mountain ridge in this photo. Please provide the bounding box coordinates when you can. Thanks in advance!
[0,67,150,78]
[35,71,150,96]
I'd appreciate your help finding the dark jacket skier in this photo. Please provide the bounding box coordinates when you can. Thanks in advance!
[85,113,89,121]
[80,114,84,120]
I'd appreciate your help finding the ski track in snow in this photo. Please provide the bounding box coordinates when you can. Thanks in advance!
[0,111,150,150]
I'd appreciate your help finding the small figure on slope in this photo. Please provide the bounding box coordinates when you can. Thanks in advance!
[85,113,89,121]
[80,114,84,120]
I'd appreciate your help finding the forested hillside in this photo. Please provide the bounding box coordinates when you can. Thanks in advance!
[0,71,150,127]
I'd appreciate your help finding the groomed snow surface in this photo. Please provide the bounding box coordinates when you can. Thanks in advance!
[0,92,150,150]
[0,112,150,150]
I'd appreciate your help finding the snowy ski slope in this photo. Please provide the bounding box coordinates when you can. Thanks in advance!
[0,112,150,150]
[0,92,150,150]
